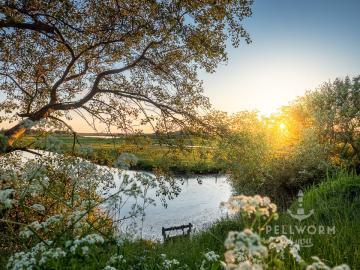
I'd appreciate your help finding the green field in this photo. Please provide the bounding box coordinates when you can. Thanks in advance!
[21,134,223,174]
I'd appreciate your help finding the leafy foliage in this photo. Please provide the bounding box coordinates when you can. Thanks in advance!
[216,75,359,205]
[0,0,253,152]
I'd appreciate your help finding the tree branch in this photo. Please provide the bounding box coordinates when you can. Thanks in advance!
[0,19,55,34]
[51,40,159,111]
[0,72,33,98]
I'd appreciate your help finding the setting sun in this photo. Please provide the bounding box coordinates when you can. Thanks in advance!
[279,123,286,130]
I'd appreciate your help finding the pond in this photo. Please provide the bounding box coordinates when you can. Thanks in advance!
[107,171,233,240]
[7,150,233,241]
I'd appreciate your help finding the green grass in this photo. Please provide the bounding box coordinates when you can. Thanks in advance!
[20,134,223,174]
[2,171,359,269]
[282,170,360,268]
[150,171,360,269]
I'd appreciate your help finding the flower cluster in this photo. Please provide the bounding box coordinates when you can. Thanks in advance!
[226,260,263,270]
[103,266,117,270]
[19,215,63,239]
[223,195,277,219]
[204,251,220,262]
[30,203,45,212]
[7,241,67,270]
[224,229,267,267]
[107,254,127,265]
[200,251,221,270]
[219,195,350,270]
[0,188,15,209]
[160,254,180,270]
[268,235,301,262]
[306,257,350,270]
[66,233,105,254]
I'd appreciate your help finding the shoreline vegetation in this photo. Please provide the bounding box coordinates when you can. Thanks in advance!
[155,171,360,269]
[2,164,358,269]
[22,133,224,175]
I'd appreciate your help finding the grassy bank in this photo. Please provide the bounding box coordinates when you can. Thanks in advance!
[2,165,358,269]
[150,171,360,269]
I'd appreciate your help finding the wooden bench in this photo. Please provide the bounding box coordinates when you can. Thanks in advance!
[161,223,193,242]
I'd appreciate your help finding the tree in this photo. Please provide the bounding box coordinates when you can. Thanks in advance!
[0,0,253,153]
[308,76,360,168]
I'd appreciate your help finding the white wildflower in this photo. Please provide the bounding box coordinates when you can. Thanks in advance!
[306,256,350,270]
[103,266,117,270]
[160,254,180,270]
[162,259,180,270]
[0,188,15,209]
[237,260,263,270]
[268,235,301,262]
[108,254,126,265]
[224,229,267,264]
[7,242,56,270]
[204,251,220,262]
[223,195,277,218]
[39,247,66,265]
[332,265,351,270]
[19,228,34,239]
[30,221,42,231]
[200,251,220,270]
[68,233,104,254]
[81,246,89,255]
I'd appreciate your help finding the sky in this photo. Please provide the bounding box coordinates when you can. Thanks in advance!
[1,0,360,132]
[200,0,360,115]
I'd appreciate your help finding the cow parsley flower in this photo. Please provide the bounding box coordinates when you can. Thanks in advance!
[200,251,220,270]
[160,254,180,270]
[306,256,350,270]
[268,235,301,262]
[81,246,89,256]
[19,228,34,239]
[39,247,66,265]
[103,266,117,270]
[223,195,277,219]
[204,251,220,262]
[7,241,58,270]
[67,233,105,254]
[237,260,263,270]
[0,188,15,209]
[224,229,268,264]
[108,254,126,265]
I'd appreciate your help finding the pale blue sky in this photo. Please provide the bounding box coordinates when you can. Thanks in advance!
[200,0,360,115]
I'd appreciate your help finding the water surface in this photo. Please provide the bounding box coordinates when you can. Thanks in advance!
[109,171,232,240]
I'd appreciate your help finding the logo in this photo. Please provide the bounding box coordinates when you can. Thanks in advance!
[265,189,335,248]
[287,190,314,222]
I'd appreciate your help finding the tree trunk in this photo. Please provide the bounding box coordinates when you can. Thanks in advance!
[0,107,53,153]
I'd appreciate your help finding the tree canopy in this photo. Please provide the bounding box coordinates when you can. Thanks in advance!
[0,0,253,153]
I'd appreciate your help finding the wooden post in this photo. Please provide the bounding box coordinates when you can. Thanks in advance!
[162,227,166,242]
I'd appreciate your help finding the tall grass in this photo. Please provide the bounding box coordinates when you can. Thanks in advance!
[3,168,358,269]
[151,171,360,269]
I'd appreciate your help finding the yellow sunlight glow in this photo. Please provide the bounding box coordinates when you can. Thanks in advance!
[279,123,286,130]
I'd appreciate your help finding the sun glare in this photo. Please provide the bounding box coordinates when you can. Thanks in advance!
[279,123,286,130]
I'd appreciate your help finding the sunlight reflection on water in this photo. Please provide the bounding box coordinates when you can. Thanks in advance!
[108,171,233,240]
